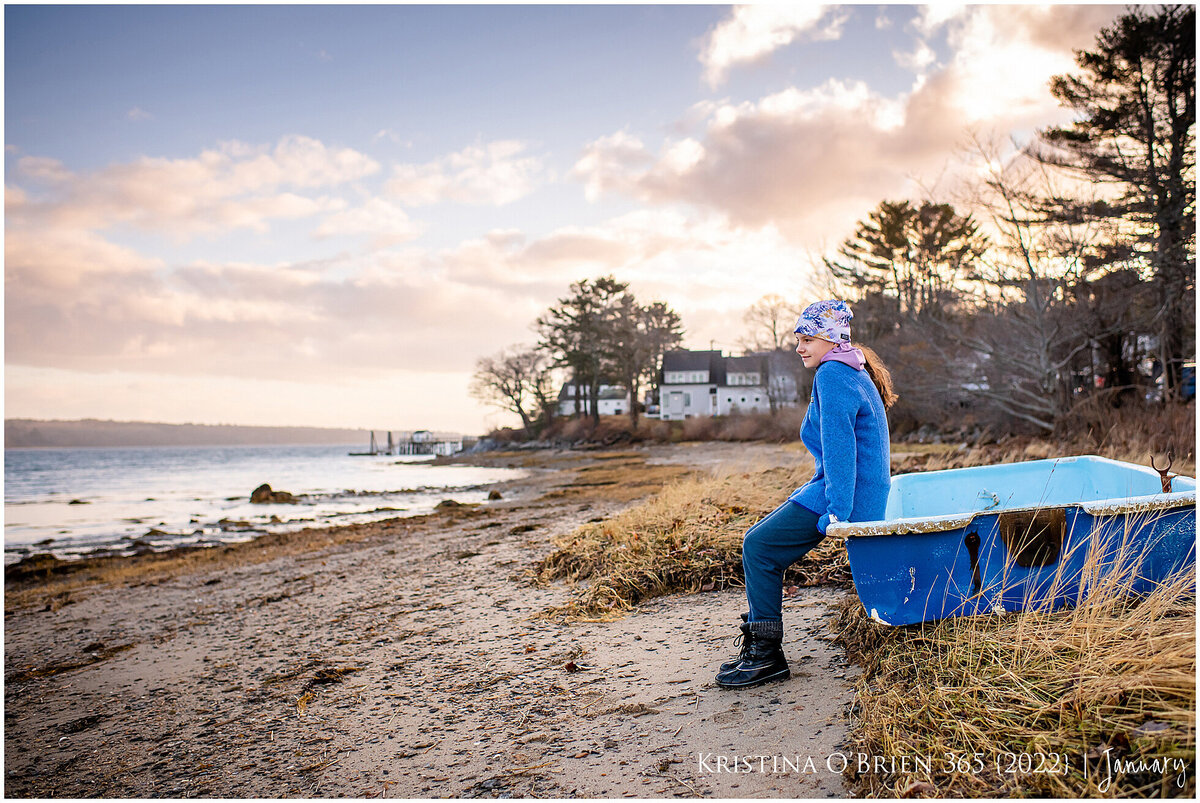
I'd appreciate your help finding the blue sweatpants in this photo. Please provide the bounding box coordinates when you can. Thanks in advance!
[742,501,825,622]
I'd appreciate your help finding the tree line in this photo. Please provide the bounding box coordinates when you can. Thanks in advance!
[469,276,684,434]
[474,7,1193,439]
[819,5,1194,433]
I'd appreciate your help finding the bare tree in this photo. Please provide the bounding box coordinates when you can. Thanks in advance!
[945,137,1117,430]
[739,294,800,352]
[469,345,557,432]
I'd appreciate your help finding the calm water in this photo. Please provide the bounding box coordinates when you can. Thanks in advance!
[4,444,525,564]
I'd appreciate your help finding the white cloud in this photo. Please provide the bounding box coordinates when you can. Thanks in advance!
[17,156,74,183]
[314,197,426,247]
[935,5,1119,126]
[10,135,375,239]
[700,4,847,88]
[127,106,153,121]
[573,78,916,242]
[894,40,937,74]
[913,3,968,37]
[386,140,546,206]
[571,130,653,203]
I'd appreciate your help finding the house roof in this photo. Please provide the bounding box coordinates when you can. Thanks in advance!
[662,350,721,373]
[725,355,766,373]
[660,350,776,386]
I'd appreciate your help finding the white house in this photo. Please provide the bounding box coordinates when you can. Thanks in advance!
[557,382,631,417]
[658,350,774,420]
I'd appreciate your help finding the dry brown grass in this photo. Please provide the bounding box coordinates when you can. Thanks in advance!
[534,456,853,620]
[537,438,1195,797]
[833,513,1196,798]
[890,433,1195,479]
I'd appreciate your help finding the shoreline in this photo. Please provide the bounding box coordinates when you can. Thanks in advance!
[4,445,519,568]
[5,441,863,798]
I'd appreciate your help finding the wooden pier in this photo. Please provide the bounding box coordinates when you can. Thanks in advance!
[349,430,465,457]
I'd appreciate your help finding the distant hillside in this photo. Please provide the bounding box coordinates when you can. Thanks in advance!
[5,419,370,448]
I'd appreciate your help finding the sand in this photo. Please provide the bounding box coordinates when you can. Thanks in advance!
[4,442,861,798]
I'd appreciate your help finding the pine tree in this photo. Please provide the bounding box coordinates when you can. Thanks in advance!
[824,200,986,321]
[1036,5,1195,397]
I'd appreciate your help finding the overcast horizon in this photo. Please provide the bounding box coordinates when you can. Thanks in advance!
[5,4,1125,433]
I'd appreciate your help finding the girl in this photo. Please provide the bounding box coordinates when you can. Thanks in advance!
[716,299,897,689]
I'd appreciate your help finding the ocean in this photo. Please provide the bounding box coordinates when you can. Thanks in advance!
[4,443,526,564]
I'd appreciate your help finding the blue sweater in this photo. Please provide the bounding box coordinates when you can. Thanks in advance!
[788,361,891,533]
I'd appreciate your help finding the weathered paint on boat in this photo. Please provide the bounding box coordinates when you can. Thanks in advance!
[829,456,1197,626]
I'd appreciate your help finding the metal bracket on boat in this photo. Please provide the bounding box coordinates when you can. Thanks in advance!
[1151,450,1175,493]
[964,529,982,596]
[977,490,1001,510]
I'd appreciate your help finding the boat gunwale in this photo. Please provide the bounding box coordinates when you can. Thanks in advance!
[830,491,1197,539]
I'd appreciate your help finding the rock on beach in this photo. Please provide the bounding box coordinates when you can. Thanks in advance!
[249,483,297,504]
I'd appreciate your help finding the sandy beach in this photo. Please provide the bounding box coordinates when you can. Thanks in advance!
[5,442,863,799]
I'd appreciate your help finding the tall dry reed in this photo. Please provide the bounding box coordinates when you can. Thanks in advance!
[837,507,1196,798]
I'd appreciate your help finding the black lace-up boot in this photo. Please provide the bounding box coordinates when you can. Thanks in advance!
[715,620,789,689]
[719,614,751,673]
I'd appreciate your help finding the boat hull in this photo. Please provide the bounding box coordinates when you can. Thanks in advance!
[832,456,1197,626]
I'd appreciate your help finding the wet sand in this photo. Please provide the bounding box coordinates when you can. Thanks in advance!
[5,443,860,798]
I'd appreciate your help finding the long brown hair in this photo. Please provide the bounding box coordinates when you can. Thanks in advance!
[859,344,898,410]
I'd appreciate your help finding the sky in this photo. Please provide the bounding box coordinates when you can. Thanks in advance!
[5,3,1126,434]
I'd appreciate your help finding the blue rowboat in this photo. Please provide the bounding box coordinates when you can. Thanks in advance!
[831,456,1197,626]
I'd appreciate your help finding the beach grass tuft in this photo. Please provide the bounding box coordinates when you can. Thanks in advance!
[534,458,853,620]
[538,438,1196,796]
[832,512,1196,798]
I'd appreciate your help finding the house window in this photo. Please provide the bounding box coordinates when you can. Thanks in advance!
[684,393,691,407]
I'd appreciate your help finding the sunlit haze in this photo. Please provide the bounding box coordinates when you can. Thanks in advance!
[5,4,1123,434]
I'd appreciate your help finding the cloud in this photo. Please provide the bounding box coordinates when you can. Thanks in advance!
[894,41,937,74]
[933,5,1123,125]
[386,140,546,206]
[700,5,848,88]
[127,106,153,121]
[314,197,426,247]
[4,241,533,381]
[573,79,915,242]
[571,130,654,202]
[16,155,73,183]
[11,135,375,239]
[372,129,412,146]
[7,174,817,411]
[912,3,968,37]
[576,5,1124,246]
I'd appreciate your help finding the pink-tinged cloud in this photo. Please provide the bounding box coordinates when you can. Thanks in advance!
[386,140,546,206]
[6,190,813,395]
[13,135,376,239]
[575,5,1124,246]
